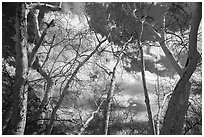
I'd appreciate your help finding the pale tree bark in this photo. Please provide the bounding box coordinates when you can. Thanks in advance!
[156,92,172,135]
[3,3,29,135]
[3,3,55,134]
[102,37,133,135]
[45,38,107,135]
[103,57,119,135]
[161,3,201,134]
[79,100,104,135]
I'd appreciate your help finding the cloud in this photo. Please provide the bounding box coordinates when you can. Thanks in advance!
[124,81,144,95]
[120,71,156,96]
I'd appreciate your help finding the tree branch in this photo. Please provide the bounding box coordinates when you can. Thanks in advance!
[79,100,104,135]
[28,19,55,67]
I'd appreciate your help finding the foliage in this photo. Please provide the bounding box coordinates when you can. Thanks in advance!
[24,88,45,135]
[2,3,17,60]
[191,80,202,95]
[85,2,192,46]
[2,61,15,115]
[184,96,202,134]
[2,2,201,135]
[166,3,192,32]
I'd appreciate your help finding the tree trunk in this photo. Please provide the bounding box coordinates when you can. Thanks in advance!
[161,3,201,135]
[144,3,201,134]
[137,20,155,134]
[3,3,29,135]
[32,57,54,116]
[138,43,155,135]
[103,58,119,135]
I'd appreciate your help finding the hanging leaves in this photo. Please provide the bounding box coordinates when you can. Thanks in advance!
[85,2,193,45]
[165,2,192,32]
[85,3,109,36]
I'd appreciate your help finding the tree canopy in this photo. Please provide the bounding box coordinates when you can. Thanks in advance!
[2,2,202,135]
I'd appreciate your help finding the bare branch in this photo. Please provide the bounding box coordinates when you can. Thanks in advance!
[79,100,105,135]
[28,19,55,67]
